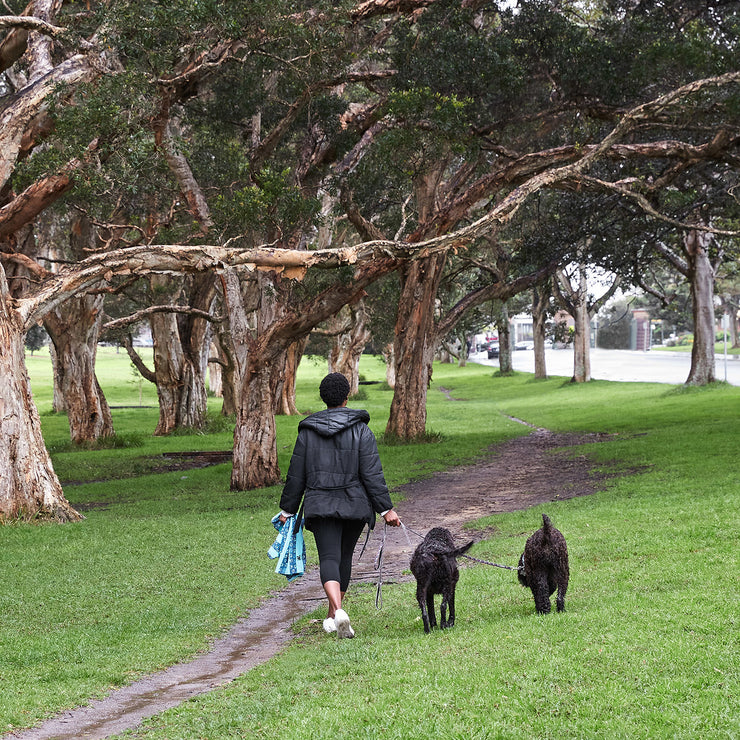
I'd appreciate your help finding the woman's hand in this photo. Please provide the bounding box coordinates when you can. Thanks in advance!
[383,509,401,527]
[278,513,288,524]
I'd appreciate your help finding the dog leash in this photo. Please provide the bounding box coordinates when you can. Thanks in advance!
[360,521,521,610]
[460,553,522,571]
[404,523,522,571]
[358,521,415,610]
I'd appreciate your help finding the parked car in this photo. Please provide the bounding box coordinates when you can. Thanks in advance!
[487,343,500,358]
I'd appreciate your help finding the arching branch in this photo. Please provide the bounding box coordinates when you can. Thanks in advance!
[16,71,740,333]
[0,15,65,37]
[102,305,219,333]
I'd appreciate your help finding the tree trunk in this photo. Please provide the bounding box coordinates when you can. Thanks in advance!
[48,340,65,413]
[571,299,592,383]
[276,338,307,415]
[231,352,282,490]
[457,332,469,368]
[532,284,548,379]
[557,263,593,383]
[0,282,81,522]
[150,303,186,435]
[386,254,446,439]
[44,291,114,443]
[149,275,213,435]
[382,341,396,388]
[731,306,739,349]
[685,229,716,385]
[328,301,371,397]
[496,301,513,374]
[225,253,396,490]
[208,341,223,397]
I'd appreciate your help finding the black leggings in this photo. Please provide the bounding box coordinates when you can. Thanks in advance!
[310,518,366,591]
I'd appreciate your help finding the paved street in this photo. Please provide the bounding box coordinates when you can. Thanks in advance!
[471,347,740,386]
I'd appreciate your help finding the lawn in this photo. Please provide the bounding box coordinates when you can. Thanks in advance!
[1,352,738,739]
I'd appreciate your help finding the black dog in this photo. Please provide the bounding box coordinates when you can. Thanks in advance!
[518,514,569,614]
[410,527,474,633]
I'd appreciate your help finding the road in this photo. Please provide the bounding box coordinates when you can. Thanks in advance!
[471,347,740,386]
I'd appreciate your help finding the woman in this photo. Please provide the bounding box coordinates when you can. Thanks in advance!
[279,373,401,638]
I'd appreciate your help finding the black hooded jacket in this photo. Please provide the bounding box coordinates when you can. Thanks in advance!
[279,407,393,529]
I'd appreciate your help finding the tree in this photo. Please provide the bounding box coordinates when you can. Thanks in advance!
[24,323,47,355]
[555,261,621,382]
[341,0,740,437]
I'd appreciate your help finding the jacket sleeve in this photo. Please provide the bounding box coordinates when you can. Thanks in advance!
[358,425,393,514]
[280,430,307,515]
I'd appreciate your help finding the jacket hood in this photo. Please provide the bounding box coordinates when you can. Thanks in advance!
[298,407,370,438]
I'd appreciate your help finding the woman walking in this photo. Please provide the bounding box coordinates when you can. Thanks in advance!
[279,373,401,638]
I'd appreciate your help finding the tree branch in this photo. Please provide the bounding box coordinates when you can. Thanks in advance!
[580,175,740,237]
[0,15,65,37]
[0,139,99,238]
[102,305,219,333]
[16,71,740,330]
[120,334,156,384]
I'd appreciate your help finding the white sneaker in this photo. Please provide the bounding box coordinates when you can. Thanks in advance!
[323,617,337,633]
[334,609,355,639]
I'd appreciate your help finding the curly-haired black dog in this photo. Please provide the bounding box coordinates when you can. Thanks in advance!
[518,514,569,614]
[410,527,474,633]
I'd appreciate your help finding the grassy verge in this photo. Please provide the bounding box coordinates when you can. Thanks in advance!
[651,342,740,355]
[3,356,738,738]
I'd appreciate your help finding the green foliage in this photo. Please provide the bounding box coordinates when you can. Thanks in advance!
[391,1,526,125]
[212,167,321,239]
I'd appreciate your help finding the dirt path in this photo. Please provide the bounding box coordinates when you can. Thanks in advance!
[9,428,613,740]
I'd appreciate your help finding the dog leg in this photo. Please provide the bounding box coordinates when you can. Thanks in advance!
[556,578,568,612]
[426,591,437,630]
[417,587,432,633]
[445,587,456,628]
[532,576,552,614]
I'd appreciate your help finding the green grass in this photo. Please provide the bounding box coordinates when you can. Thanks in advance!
[652,341,740,355]
[3,355,739,738]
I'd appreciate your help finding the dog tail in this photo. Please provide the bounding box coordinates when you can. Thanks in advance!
[453,540,474,558]
[542,513,553,533]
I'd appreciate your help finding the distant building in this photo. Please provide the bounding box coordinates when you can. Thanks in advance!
[630,308,651,351]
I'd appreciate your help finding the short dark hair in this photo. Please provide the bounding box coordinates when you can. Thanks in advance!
[319,373,350,407]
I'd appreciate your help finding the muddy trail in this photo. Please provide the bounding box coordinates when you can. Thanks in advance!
[9,427,615,740]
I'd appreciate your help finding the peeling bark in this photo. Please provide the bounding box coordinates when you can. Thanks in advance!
[0,273,81,522]
[148,274,214,435]
[231,350,282,490]
[532,283,549,379]
[386,253,446,439]
[685,228,717,385]
[328,301,371,397]
[44,290,114,443]
[276,338,307,416]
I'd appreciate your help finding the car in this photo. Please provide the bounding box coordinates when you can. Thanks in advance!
[487,343,500,358]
